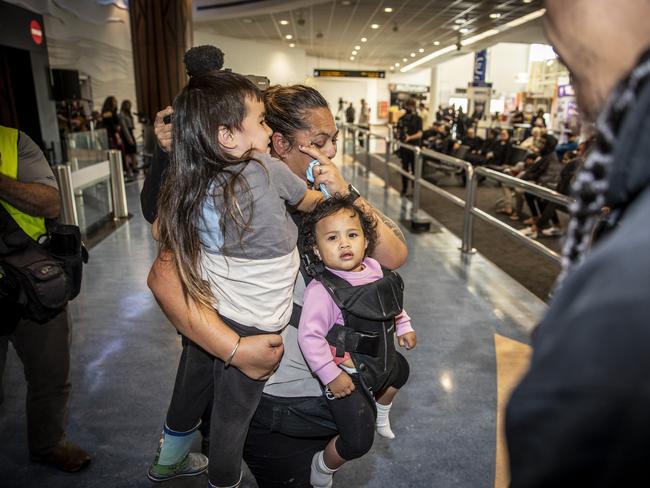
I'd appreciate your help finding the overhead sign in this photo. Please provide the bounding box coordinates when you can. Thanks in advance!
[30,19,43,45]
[473,49,487,83]
[389,83,429,93]
[313,69,385,78]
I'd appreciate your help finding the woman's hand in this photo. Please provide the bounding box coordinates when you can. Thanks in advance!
[327,371,355,398]
[298,145,349,196]
[398,331,417,350]
[231,335,284,381]
[154,106,173,152]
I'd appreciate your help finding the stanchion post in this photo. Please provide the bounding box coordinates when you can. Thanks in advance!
[411,147,422,222]
[351,126,357,166]
[54,164,78,226]
[383,136,391,190]
[342,125,347,156]
[461,164,478,254]
[108,149,129,219]
[364,132,371,177]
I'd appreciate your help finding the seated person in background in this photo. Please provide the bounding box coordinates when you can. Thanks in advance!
[499,153,537,217]
[555,132,579,161]
[298,196,416,488]
[455,127,483,154]
[516,135,562,225]
[519,127,545,153]
[466,128,499,166]
[484,129,514,169]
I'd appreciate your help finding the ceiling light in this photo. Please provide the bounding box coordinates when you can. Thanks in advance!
[452,25,460,31]
[401,45,456,72]
[402,57,407,62]
[418,48,424,53]
[371,24,380,29]
[242,18,254,24]
[289,43,295,47]
[410,52,416,57]
[461,29,499,47]
[489,13,501,19]
[341,0,352,5]
[279,20,289,25]
[523,0,533,3]
[350,56,355,60]
[504,8,546,28]
[384,7,393,12]
[285,34,293,39]
[355,45,361,50]
[433,40,440,45]
[352,50,358,55]
[361,37,367,42]
[459,28,470,34]
[455,18,466,24]
[395,62,400,67]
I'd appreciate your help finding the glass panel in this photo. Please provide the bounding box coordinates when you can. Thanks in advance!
[75,178,113,237]
[66,129,109,169]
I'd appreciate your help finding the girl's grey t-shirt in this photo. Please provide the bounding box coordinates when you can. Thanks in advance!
[198,152,307,332]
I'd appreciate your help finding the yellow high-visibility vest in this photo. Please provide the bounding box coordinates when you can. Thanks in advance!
[0,126,47,241]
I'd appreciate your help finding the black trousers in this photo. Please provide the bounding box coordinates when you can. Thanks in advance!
[328,352,410,461]
[165,318,270,487]
[398,148,415,193]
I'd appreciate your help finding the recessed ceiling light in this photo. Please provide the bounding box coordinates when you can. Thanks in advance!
[490,13,501,19]
[459,28,470,34]
[452,25,460,31]
[242,18,254,24]
[418,48,424,53]
[355,45,361,50]
[361,37,367,42]
[395,62,400,67]
[455,18,466,24]
[384,7,393,12]
[352,50,358,55]
[285,34,293,39]
[371,24,380,29]
[402,57,407,62]
[410,52,416,57]
[342,0,352,5]
[350,56,355,60]
[289,43,295,47]
[390,66,395,70]
[433,40,440,45]
[279,20,289,25]
[523,0,532,3]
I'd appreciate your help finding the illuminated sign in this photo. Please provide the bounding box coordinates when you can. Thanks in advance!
[313,69,385,78]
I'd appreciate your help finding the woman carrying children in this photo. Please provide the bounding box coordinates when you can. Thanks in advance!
[298,195,417,487]
[149,72,323,488]
[147,84,409,486]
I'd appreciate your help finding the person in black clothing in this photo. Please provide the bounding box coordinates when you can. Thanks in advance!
[460,127,483,153]
[345,103,355,124]
[395,99,423,196]
[506,1,650,486]
[484,129,513,168]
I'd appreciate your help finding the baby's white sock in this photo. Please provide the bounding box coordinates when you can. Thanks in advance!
[376,402,395,439]
[310,450,337,488]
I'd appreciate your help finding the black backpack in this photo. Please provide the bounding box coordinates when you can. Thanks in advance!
[0,204,87,331]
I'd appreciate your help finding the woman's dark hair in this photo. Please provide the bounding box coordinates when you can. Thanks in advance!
[120,100,132,115]
[301,194,378,265]
[263,84,328,149]
[184,45,225,78]
[156,70,263,308]
[101,96,117,115]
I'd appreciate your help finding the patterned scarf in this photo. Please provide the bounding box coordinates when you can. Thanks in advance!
[557,49,650,286]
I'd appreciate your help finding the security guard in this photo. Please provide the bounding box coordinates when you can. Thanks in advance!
[0,125,90,472]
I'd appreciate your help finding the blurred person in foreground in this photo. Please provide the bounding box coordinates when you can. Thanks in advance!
[506,1,650,486]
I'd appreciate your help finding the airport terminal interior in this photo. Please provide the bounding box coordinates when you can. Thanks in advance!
[0,0,600,487]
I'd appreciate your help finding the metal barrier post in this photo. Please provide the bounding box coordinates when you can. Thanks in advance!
[364,132,371,177]
[54,164,79,226]
[383,136,391,190]
[342,125,347,156]
[409,148,430,232]
[108,149,129,219]
[461,167,478,254]
[351,126,357,167]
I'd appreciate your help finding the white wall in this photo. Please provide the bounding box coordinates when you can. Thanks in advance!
[486,43,530,98]
[437,52,474,107]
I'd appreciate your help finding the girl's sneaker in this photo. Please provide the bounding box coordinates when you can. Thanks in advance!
[147,452,208,482]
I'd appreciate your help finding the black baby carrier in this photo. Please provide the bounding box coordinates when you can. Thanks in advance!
[314,267,404,397]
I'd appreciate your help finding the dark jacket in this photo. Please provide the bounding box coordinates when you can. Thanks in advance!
[140,144,169,223]
[506,78,650,487]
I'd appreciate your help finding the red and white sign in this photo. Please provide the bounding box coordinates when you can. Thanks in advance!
[30,20,43,45]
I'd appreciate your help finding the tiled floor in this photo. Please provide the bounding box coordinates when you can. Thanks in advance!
[0,154,545,488]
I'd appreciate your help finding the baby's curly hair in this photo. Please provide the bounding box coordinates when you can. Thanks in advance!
[301,194,378,263]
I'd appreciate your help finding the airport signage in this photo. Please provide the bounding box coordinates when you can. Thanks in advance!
[473,49,487,83]
[313,69,385,78]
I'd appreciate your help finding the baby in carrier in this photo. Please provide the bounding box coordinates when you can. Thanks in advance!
[298,195,417,488]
